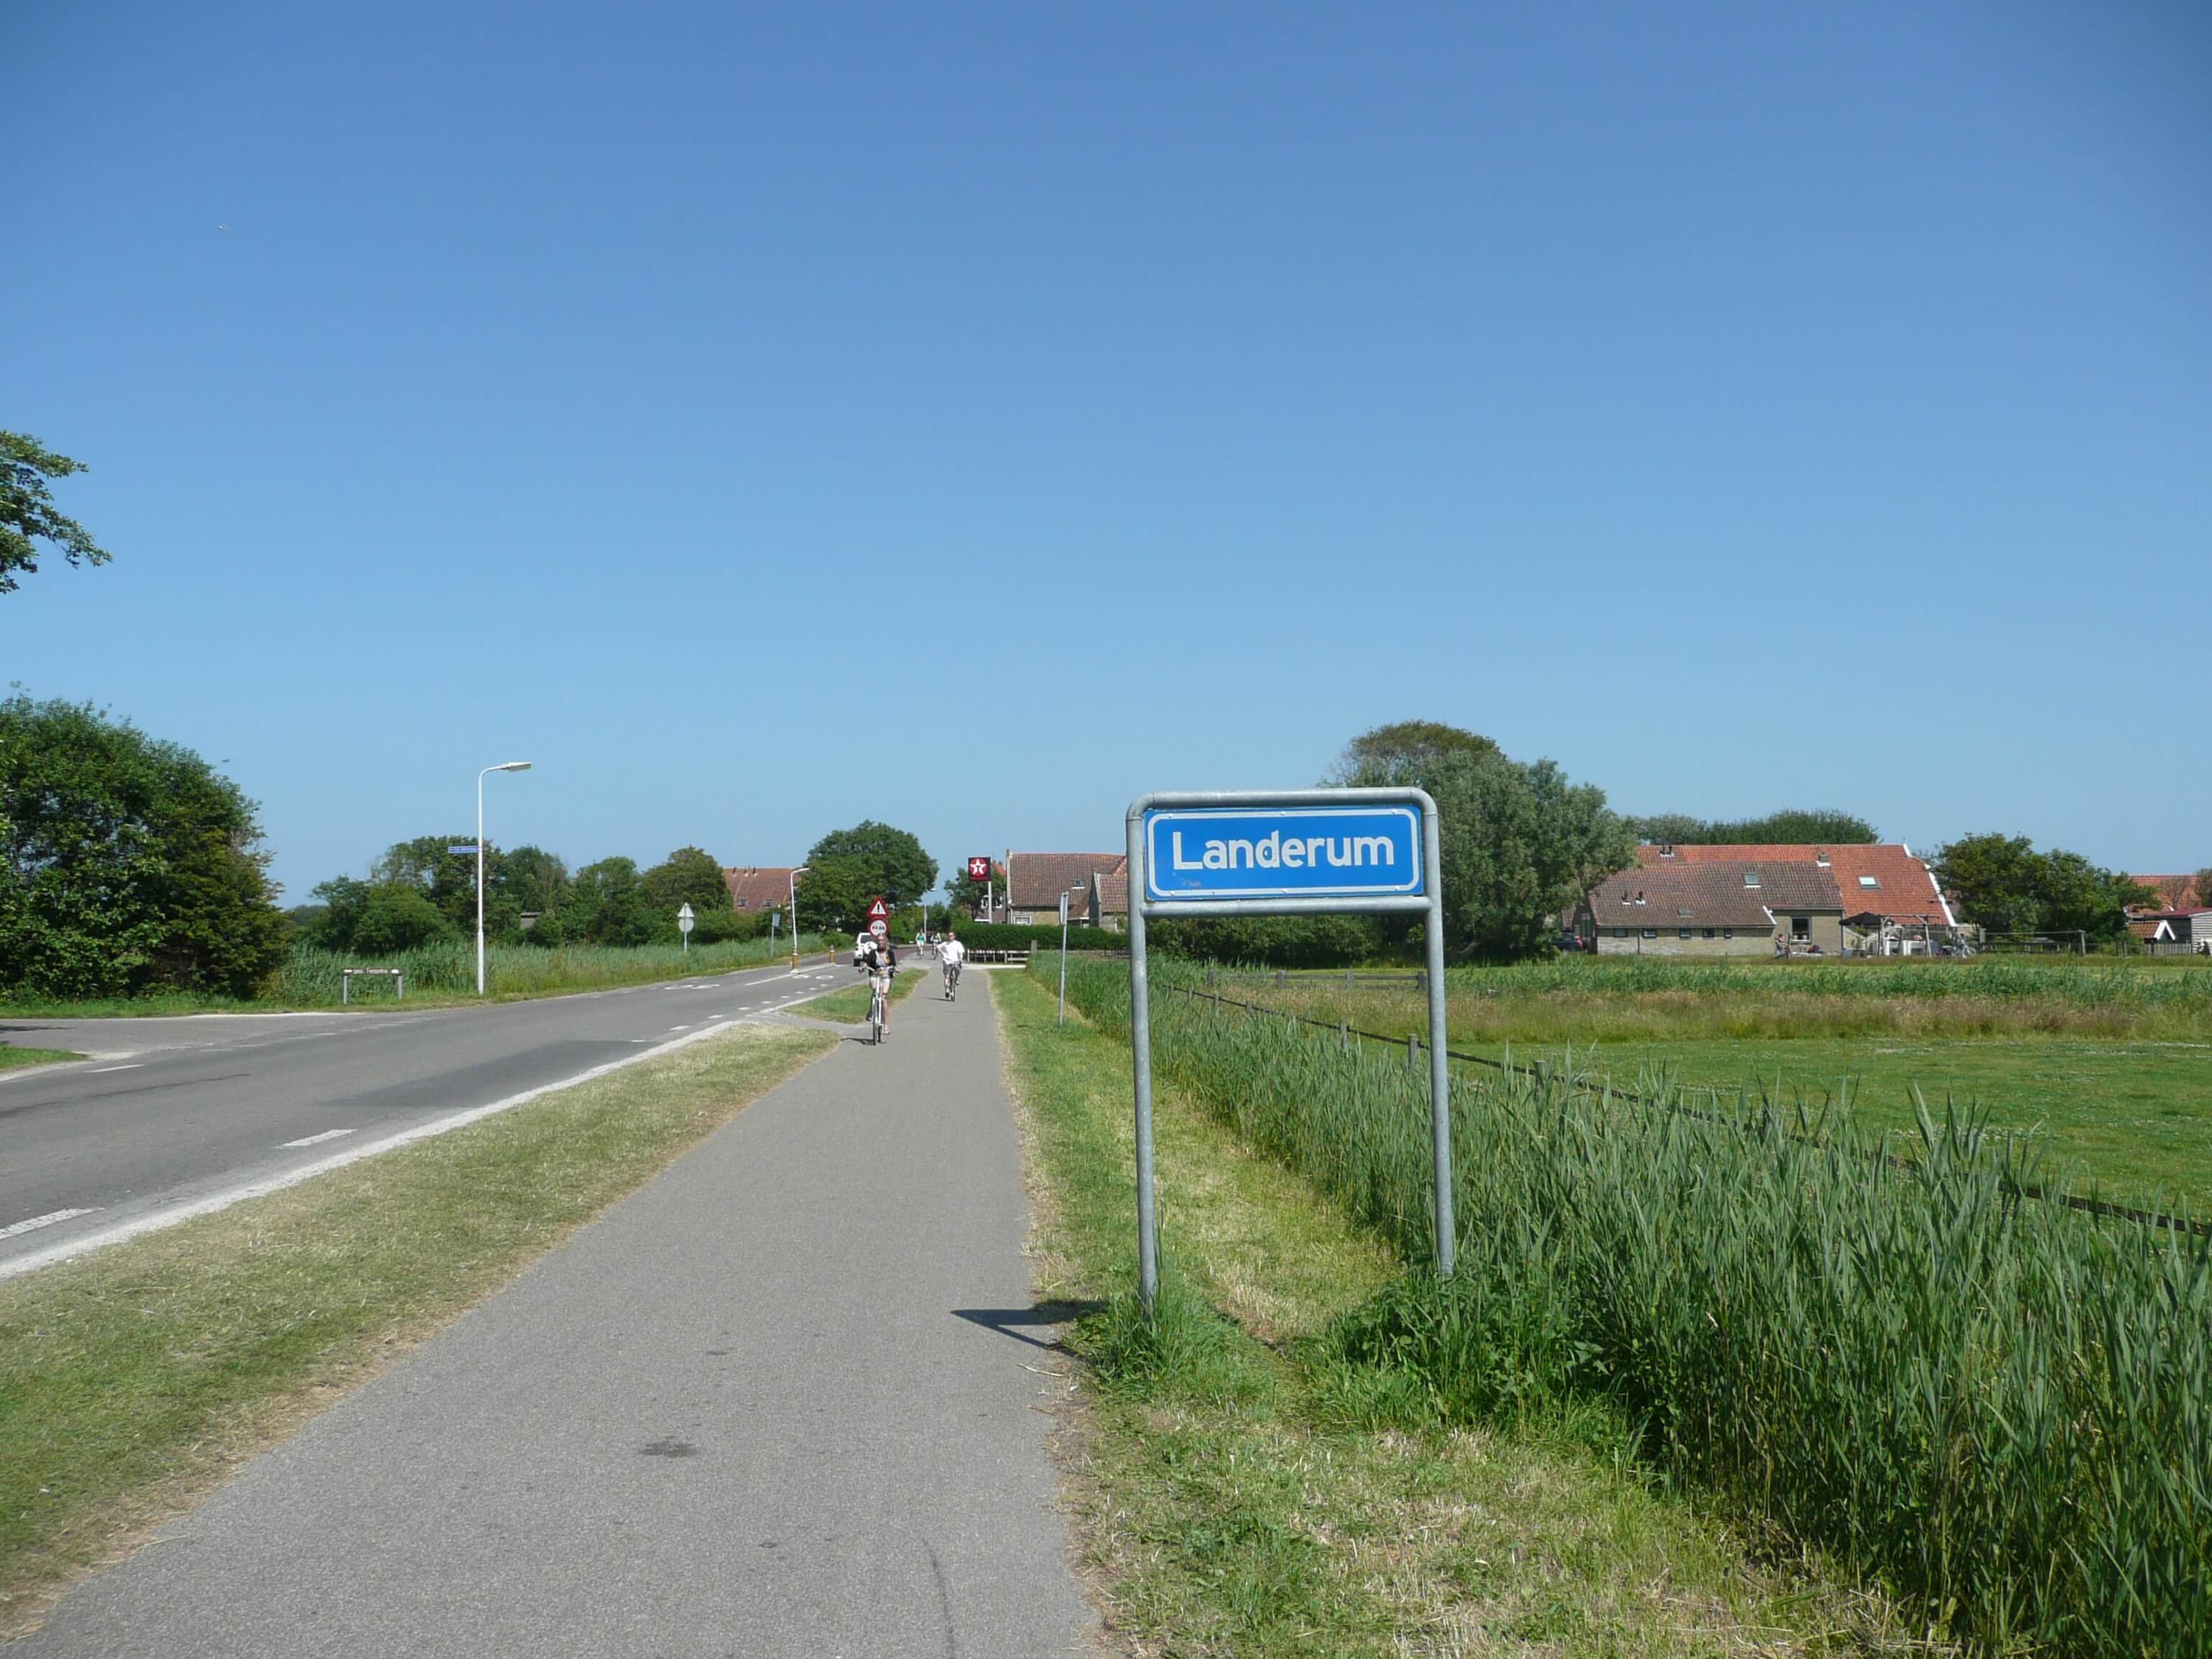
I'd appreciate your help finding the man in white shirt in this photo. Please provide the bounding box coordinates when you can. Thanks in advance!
[937,931,967,1000]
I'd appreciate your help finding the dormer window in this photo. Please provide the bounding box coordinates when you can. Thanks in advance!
[1742,871,1761,888]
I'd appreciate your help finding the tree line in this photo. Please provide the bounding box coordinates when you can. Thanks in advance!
[296,842,751,953]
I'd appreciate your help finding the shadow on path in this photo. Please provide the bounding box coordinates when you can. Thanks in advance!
[952,1301,1104,1352]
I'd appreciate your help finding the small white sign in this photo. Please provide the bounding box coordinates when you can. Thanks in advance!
[677,902,695,933]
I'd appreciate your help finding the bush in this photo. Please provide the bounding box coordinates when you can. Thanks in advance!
[0,695,288,998]
[950,920,1124,951]
[1147,914,1384,968]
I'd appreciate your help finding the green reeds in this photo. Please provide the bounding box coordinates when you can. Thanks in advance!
[1044,955,2212,1653]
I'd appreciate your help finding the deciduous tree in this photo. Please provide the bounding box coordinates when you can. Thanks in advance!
[1335,726,1633,961]
[640,846,731,921]
[1624,809,1878,845]
[0,695,285,996]
[1933,834,2150,940]
[1,432,113,594]
[1326,720,1500,787]
[804,821,936,908]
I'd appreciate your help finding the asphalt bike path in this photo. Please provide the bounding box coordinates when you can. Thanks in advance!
[17,967,1099,1658]
[0,959,855,1276]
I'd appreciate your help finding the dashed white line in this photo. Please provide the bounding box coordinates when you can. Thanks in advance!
[90,1063,143,1074]
[2,1208,97,1240]
[281,1127,357,1148]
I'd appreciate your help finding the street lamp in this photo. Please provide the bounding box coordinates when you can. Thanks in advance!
[477,761,533,995]
[787,865,809,969]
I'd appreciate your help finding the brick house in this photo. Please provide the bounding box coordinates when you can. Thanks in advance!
[1004,852,1130,931]
[722,866,797,914]
[1580,860,1846,956]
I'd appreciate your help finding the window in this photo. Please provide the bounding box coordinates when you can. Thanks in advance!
[1613,928,1629,939]
[1792,916,1812,939]
[1743,871,1761,888]
[1641,928,1658,939]
[1722,928,1734,939]
[1858,875,1880,889]
[1679,928,1693,939]
[1703,928,1716,939]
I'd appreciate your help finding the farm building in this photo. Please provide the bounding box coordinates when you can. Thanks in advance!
[722,866,797,913]
[1578,861,1845,956]
[1004,852,1129,931]
[2128,909,2212,952]
[1633,842,1958,953]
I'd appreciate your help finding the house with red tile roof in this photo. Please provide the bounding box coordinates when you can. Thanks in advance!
[723,866,798,913]
[1633,843,1955,928]
[1579,860,1845,956]
[1004,852,1130,931]
[2125,873,2202,911]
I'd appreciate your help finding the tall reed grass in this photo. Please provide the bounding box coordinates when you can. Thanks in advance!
[1048,955,2212,1654]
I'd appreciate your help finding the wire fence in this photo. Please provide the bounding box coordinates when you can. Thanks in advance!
[1161,978,2212,1242]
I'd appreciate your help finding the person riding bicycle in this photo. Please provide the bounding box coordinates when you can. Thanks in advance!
[937,929,967,999]
[857,932,897,1038]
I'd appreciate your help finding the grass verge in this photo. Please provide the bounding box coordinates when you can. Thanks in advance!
[990,967,1921,1655]
[0,1022,833,1638]
[787,965,926,1024]
[0,936,833,1019]
[0,1048,79,1072]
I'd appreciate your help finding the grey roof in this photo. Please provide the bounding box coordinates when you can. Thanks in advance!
[1586,861,1843,930]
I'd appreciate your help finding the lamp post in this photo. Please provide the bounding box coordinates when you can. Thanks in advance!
[787,865,809,969]
[476,761,532,995]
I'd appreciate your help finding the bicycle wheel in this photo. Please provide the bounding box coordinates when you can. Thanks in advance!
[870,988,886,1044]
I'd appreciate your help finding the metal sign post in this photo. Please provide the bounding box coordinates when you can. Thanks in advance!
[1125,788,1453,1317]
[1057,889,1071,1025]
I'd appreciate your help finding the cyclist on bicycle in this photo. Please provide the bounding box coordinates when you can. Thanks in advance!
[857,932,897,1039]
[938,929,967,1000]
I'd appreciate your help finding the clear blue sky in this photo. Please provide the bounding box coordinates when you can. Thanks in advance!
[7,1,2207,900]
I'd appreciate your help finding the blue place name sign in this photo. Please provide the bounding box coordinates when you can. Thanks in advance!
[1143,804,1424,903]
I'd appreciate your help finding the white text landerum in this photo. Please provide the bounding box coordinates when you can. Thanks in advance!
[1169,830,1395,872]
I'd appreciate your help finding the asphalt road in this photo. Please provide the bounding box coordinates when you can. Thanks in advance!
[0,958,858,1276]
[16,964,1097,1658]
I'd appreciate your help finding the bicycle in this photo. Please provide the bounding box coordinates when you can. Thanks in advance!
[868,975,889,1044]
[942,959,961,1001]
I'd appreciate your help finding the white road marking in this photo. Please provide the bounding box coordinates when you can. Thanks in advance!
[0,1018,757,1281]
[282,1127,357,1148]
[1,1208,97,1240]
[90,1063,144,1073]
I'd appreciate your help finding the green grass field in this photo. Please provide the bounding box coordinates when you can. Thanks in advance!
[1209,960,2212,1215]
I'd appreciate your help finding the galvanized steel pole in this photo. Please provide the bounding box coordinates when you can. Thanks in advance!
[1125,808,1159,1318]
[1423,799,1455,1277]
